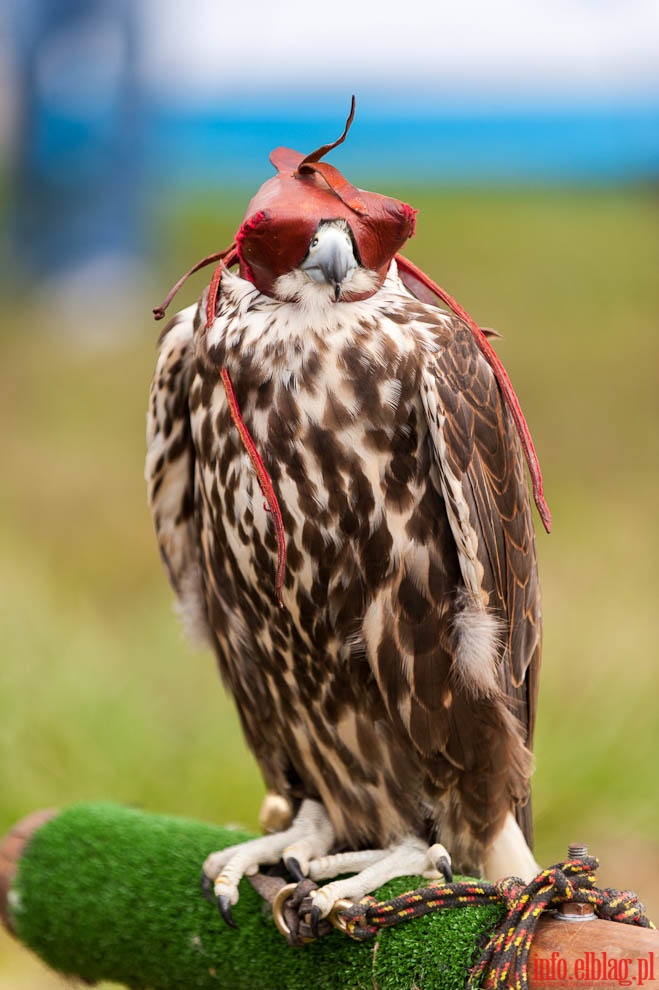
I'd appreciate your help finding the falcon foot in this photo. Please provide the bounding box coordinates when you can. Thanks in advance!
[307,837,453,919]
[202,799,335,927]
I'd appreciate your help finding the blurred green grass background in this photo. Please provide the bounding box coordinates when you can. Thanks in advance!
[1,186,658,987]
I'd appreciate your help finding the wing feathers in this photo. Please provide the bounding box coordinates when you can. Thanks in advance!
[146,304,211,647]
[421,325,541,709]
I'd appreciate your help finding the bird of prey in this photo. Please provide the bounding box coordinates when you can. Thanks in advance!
[147,100,549,928]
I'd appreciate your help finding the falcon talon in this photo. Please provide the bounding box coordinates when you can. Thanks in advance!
[216,894,238,929]
[284,856,306,883]
[436,856,453,884]
[200,870,216,905]
[308,905,322,940]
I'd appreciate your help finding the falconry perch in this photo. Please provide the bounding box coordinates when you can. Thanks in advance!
[147,100,549,927]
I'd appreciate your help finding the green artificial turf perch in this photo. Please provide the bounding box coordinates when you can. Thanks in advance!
[6,802,505,989]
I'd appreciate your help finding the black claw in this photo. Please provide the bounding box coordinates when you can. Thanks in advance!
[309,905,322,940]
[285,856,305,882]
[436,855,453,883]
[200,870,216,905]
[217,894,238,929]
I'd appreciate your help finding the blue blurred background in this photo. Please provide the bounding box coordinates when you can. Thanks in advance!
[1,2,658,986]
[2,0,658,290]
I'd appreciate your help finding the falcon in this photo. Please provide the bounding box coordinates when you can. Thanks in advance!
[146,100,549,928]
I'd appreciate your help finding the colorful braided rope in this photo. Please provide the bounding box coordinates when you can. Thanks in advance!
[339,857,654,990]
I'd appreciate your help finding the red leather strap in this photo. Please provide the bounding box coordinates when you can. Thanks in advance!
[298,95,356,166]
[153,245,238,321]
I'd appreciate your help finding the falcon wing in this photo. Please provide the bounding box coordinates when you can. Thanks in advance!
[364,310,541,845]
[146,303,210,646]
[423,319,541,840]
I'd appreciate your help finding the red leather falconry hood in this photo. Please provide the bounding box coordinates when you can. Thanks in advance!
[235,98,417,300]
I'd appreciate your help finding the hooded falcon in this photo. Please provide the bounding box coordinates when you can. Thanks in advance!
[146,101,548,926]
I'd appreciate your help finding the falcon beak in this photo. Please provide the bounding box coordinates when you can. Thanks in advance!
[300,223,358,301]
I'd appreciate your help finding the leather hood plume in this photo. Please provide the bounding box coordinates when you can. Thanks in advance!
[236,97,417,300]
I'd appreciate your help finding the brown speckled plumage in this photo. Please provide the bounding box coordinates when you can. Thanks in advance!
[146,261,541,875]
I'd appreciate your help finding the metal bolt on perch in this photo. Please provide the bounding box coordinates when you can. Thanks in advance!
[559,843,596,921]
